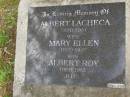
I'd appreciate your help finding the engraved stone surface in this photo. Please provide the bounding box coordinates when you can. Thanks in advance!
[25,3,125,87]
[14,0,130,97]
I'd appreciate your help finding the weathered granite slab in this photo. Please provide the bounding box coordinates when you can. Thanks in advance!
[14,0,130,97]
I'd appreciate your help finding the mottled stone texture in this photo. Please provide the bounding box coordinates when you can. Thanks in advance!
[14,0,130,97]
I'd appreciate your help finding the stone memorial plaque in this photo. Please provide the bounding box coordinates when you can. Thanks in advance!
[25,3,125,87]
[14,0,130,97]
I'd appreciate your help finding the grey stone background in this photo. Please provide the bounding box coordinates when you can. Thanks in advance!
[13,0,130,97]
[25,3,125,86]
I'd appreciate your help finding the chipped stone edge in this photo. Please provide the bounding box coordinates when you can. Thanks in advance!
[13,0,130,97]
